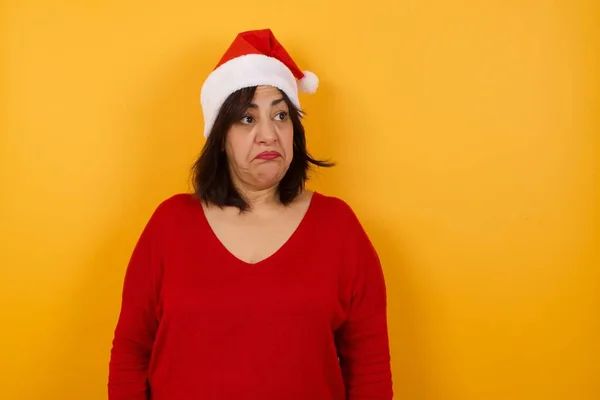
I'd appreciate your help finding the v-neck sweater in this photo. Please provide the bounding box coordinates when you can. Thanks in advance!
[108,192,393,400]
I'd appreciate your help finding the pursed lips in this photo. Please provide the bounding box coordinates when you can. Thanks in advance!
[255,151,281,160]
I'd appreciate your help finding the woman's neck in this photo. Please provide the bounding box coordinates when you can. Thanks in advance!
[244,187,279,207]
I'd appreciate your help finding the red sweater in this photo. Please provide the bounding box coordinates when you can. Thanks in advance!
[108,192,393,400]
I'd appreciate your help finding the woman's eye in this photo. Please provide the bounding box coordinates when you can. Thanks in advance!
[241,116,254,124]
[275,111,288,121]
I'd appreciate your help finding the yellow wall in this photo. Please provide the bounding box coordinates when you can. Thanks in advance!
[1,1,598,399]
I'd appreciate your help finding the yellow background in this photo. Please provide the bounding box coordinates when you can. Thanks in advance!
[1,1,598,399]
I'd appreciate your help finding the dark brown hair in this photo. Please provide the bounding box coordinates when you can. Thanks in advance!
[190,86,334,212]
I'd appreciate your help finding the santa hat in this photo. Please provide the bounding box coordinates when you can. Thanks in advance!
[200,28,319,138]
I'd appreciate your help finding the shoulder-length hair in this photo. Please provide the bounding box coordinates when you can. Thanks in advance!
[190,86,334,212]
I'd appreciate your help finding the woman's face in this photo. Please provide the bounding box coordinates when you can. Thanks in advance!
[225,85,294,192]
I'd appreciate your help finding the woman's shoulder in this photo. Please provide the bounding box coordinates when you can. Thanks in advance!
[312,191,364,228]
[311,192,377,256]
[158,192,198,208]
[148,192,201,222]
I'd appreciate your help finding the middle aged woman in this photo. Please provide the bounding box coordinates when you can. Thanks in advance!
[108,28,393,400]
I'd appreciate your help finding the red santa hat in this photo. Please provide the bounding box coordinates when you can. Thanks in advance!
[200,28,319,138]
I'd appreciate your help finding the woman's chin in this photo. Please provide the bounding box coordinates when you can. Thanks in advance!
[251,167,288,189]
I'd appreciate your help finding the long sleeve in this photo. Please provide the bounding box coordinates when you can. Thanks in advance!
[108,206,165,400]
[335,223,394,400]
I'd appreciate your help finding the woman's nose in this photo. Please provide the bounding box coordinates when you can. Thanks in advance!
[255,119,277,143]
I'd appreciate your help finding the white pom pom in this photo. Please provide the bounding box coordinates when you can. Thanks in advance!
[298,70,319,93]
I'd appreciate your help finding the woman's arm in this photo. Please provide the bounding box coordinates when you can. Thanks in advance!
[336,222,393,400]
[108,206,165,400]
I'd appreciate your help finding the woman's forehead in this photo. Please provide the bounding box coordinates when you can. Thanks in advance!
[247,86,287,107]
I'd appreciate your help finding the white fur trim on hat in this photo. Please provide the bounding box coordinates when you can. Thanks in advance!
[200,53,301,138]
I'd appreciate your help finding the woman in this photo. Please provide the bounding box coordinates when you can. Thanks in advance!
[108,28,393,400]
